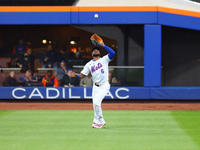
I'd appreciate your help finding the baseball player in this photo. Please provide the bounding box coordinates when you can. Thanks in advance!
[73,34,115,129]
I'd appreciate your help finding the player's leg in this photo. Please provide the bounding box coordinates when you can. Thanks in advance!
[93,82,110,126]
[93,89,108,128]
[92,85,99,126]
[95,104,105,124]
[93,102,105,124]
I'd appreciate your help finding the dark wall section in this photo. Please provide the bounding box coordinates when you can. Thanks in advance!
[127,25,144,66]
[162,26,200,86]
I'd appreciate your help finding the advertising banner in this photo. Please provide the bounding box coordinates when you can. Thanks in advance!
[0,87,150,100]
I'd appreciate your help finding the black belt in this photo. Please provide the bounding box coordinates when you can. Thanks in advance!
[95,83,101,87]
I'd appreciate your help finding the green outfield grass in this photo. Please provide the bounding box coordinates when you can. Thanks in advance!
[0,110,199,150]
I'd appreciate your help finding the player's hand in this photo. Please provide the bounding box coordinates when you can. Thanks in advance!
[72,72,78,77]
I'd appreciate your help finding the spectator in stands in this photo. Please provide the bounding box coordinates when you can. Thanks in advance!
[73,51,85,65]
[16,48,35,73]
[19,69,38,84]
[60,68,79,87]
[62,42,75,59]
[75,51,82,59]
[109,71,118,85]
[8,57,19,68]
[54,60,68,81]
[80,74,93,87]
[3,71,20,86]
[13,38,29,54]
[40,44,62,68]
[41,70,59,87]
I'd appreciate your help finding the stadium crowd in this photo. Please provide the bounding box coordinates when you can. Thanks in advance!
[1,39,119,87]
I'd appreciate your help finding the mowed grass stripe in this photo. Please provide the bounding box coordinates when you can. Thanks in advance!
[0,110,199,150]
[172,111,200,149]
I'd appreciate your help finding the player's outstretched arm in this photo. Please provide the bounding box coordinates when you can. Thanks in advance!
[103,45,115,60]
[72,72,86,79]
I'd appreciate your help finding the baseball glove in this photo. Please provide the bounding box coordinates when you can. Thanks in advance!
[90,33,103,46]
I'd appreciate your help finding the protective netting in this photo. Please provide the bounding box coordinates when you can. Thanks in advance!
[162,26,200,86]
[0,25,144,87]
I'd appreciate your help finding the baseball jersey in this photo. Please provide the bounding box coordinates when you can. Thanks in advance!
[81,54,111,84]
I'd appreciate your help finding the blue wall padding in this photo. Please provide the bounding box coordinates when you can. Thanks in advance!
[0,87,150,99]
[71,11,79,24]
[158,12,200,31]
[0,11,157,25]
[150,87,200,99]
[0,12,71,24]
[1,87,200,100]
[144,25,162,87]
[0,10,200,31]
[78,12,157,24]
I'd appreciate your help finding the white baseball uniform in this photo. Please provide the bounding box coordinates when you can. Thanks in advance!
[81,54,111,125]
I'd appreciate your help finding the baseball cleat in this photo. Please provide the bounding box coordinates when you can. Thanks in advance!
[92,122,97,128]
[95,124,105,129]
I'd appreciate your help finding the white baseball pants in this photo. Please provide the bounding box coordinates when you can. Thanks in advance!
[92,81,110,125]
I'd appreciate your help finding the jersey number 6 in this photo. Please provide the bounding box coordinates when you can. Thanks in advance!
[101,69,104,74]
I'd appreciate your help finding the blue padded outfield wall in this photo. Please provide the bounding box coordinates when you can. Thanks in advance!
[1,87,200,100]
[0,6,200,99]
[0,87,149,99]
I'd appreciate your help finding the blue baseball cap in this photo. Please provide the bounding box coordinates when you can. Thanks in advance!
[91,46,100,53]
[67,68,73,72]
